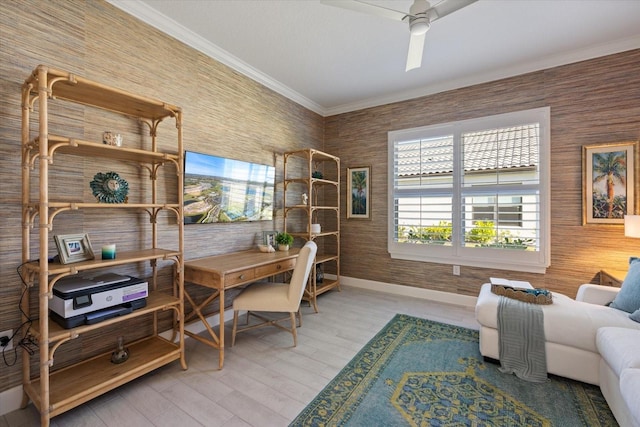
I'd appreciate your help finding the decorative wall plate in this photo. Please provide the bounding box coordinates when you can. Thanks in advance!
[90,171,129,203]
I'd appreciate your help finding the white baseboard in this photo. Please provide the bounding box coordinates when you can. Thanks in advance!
[1,278,476,416]
[340,275,478,308]
[0,385,24,417]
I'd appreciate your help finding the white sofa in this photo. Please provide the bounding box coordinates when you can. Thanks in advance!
[476,282,640,427]
[475,282,640,385]
[597,327,640,427]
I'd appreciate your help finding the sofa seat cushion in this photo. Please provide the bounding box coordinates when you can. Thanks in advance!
[477,283,640,354]
[620,368,640,426]
[596,327,640,377]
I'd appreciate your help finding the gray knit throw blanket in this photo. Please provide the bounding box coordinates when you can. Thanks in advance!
[497,296,548,382]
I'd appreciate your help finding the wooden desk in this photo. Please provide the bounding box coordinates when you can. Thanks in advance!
[184,248,300,369]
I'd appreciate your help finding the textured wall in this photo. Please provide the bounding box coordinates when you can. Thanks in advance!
[326,49,640,299]
[0,1,323,393]
[1,0,639,398]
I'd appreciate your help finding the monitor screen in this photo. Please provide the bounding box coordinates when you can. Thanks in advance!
[183,151,275,224]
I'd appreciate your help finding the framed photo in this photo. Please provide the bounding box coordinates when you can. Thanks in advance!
[262,230,278,247]
[347,166,371,219]
[54,233,95,264]
[583,141,638,225]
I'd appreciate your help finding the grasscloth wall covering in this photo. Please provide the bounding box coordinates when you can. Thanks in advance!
[327,49,640,300]
[0,0,322,393]
[0,0,639,398]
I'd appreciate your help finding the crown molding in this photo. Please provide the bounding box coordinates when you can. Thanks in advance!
[323,35,640,116]
[105,0,326,116]
[106,1,639,118]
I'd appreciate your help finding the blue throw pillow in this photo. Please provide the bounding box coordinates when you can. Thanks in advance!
[610,257,640,313]
[630,309,640,323]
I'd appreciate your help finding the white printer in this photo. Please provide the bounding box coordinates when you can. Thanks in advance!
[50,273,148,328]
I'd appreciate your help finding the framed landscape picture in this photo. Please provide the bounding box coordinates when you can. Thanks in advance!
[347,166,370,219]
[583,141,637,225]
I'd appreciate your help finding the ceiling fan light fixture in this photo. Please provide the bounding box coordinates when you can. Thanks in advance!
[409,17,430,35]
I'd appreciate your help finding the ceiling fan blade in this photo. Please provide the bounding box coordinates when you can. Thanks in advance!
[405,32,426,71]
[428,0,477,22]
[320,0,408,22]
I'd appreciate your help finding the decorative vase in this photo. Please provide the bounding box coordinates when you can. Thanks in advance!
[278,244,289,251]
[111,336,129,364]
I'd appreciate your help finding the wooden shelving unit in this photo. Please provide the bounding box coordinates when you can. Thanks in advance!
[20,65,186,426]
[283,148,340,312]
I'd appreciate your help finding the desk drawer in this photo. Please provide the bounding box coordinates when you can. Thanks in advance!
[255,258,296,278]
[225,268,256,286]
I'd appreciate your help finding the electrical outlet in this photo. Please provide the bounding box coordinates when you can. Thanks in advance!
[453,265,460,276]
[0,329,13,351]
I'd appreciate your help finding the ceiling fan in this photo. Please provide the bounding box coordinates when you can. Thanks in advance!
[321,0,477,71]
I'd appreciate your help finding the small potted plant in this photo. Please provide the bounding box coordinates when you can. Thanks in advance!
[275,232,294,251]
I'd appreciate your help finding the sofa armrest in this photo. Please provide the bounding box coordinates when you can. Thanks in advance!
[576,284,620,305]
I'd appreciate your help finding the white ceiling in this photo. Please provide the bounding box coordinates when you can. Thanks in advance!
[108,0,640,116]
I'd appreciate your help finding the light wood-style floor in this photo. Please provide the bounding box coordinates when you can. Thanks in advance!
[1,285,478,427]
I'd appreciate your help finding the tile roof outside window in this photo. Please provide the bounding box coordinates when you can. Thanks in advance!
[397,124,539,177]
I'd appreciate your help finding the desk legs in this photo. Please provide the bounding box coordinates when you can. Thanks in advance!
[184,287,225,369]
[219,288,225,369]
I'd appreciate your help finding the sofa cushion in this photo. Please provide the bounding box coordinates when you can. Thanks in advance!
[610,257,640,313]
[620,368,640,427]
[630,308,640,323]
[596,327,640,377]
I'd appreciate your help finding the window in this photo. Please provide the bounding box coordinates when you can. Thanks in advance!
[471,196,523,227]
[388,108,550,273]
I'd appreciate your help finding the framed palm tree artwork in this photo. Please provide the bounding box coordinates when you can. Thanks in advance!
[583,141,638,224]
[347,166,370,219]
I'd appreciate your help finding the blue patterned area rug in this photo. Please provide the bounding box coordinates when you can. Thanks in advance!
[290,314,616,427]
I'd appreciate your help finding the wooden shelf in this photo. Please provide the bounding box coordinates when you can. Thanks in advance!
[284,177,338,186]
[285,205,339,213]
[23,336,181,418]
[284,148,339,163]
[317,253,339,264]
[30,293,180,343]
[290,231,338,239]
[25,135,179,164]
[21,65,185,426]
[23,248,181,276]
[25,202,181,211]
[303,278,340,305]
[316,279,339,295]
[24,65,180,121]
[283,148,340,313]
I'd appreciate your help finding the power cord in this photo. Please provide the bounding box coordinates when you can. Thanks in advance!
[1,262,39,367]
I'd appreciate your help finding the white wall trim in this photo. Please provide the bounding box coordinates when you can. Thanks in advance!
[0,386,24,417]
[105,0,325,116]
[340,275,477,308]
[323,36,640,116]
[105,1,640,118]
[1,278,476,416]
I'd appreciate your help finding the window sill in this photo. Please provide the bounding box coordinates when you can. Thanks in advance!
[388,249,548,274]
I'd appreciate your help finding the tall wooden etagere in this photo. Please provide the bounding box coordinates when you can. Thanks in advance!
[20,65,186,427]
[283,148,340,312]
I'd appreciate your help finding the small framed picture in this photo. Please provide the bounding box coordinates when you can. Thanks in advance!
[347,166,371,219]
[54,233,95,264]
[583,141,638,225]
[262,230,278,247]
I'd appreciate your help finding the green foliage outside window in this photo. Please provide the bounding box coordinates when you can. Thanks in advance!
[398,220,534,250]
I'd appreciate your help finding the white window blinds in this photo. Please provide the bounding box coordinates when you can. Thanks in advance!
[388,107,550,273]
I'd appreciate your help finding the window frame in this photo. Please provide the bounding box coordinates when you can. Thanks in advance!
[387,107,551,273]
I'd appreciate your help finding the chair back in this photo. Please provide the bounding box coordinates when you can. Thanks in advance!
[288,241,318,306]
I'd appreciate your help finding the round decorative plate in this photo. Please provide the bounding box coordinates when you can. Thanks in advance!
[90,171,129,203]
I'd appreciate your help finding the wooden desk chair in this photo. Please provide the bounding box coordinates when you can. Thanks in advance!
[231,241,317,347]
